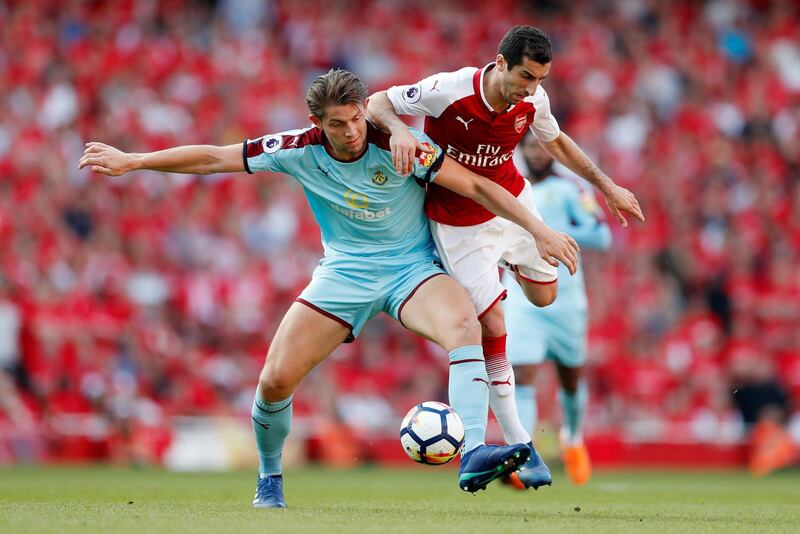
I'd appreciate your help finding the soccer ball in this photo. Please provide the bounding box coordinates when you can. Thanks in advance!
[399,401,464,465]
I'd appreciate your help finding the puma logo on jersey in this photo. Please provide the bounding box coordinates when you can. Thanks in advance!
[430,79,440,92]
[287,136,300,148]
[456,116,474,130]
[472,377,489,385]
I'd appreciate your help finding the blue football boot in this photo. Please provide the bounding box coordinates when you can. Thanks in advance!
[511,442,552,490]
[458,443,531,493]
[252,475,287,508]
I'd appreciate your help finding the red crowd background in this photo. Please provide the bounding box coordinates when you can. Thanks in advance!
[1,0,798,469]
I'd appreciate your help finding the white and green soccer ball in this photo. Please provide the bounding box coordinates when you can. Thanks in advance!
[399,401,464,465]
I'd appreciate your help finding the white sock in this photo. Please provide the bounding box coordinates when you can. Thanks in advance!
[484,335,531,445]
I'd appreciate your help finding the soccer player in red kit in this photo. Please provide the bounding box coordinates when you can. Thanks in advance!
[367,26,644,489]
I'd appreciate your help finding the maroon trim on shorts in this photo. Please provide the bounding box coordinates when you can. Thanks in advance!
[397,273,447,329]
[477,289,508,320]
[295,298,355,343]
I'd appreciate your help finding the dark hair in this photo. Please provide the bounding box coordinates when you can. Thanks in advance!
[498,26,552,69]
[305,69,368,118]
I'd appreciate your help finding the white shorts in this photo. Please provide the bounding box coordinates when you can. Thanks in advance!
[430,181,558,317]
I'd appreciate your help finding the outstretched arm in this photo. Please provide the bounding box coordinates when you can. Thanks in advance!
[367,91,433,176]
[540,132,644,227]
[435,156,580,275]
[78,142,245,176]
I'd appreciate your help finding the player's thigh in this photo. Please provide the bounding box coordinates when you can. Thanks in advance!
[397,274,481,351]
[260,302,350,400]
[430,219,508,318]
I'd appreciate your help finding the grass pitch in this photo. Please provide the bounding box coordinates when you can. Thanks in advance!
[1,466,798,533]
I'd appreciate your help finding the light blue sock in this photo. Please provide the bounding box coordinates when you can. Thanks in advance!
[515,384,537,440]
[251,392,293,477]
[559,380,587,443]
[448,345,488,454]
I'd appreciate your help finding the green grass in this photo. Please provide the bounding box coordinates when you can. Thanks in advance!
[1,466,798,533]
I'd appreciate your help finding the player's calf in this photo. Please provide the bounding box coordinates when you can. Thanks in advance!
[519,279,557,307]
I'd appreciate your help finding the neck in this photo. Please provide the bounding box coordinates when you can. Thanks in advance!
[325,139,366,162]
[482,66,508,113]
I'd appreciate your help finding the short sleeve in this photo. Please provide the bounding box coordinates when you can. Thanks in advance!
[386,68,475,119]
[528,86,560,143]
[242,128,316,174]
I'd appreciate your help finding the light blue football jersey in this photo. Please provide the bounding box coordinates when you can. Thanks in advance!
[503,175,611,322]
[243,122,444,260]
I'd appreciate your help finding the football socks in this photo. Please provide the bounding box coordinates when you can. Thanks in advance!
[251,391,293,478]
[448,345,488,454]
[483,336,531,445]
[559,380,587,445]
[514,384,538,438]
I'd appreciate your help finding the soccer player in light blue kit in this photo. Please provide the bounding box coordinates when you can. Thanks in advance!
[503,133,611,487]
[79,70,580,507]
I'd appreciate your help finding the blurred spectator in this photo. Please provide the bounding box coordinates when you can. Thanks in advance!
[729,344,798,475]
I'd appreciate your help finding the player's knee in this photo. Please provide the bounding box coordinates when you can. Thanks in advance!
[258,366,296,402]
[561,381,579,395]
[515,364,538,385]
[524,285,557,307]
[451,312,481,346]
[559,368,582,393]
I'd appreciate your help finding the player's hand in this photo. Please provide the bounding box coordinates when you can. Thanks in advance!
[535,227,580,275]
[389,128,434,176]
[78,142,136,176]
[603,184,644,227]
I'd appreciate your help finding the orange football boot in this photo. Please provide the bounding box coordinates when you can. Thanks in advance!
[562,442,591,485]
[749,420,798,477]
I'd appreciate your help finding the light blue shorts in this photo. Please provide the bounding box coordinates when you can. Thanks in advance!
[297,254,446,342]
[504,304,588,369]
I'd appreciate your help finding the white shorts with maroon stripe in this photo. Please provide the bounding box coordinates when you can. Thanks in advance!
[430,181,557,317]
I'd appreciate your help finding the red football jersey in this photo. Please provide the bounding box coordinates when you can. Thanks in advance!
[387,64,561,226]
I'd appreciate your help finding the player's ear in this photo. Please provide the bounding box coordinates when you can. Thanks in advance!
[309,114,322,128]
[496,54,506,71]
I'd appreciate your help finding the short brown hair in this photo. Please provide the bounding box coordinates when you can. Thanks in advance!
[305,69,367,118]
[498,26,552,69]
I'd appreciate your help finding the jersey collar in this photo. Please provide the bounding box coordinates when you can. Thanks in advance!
[476,63,518,115]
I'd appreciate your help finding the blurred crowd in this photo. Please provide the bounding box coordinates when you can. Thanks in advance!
[1,0,799,466]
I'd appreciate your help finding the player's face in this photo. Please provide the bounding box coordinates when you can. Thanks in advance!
[522,134,553,179]
[499,56,550,106]
[310,102,368,160]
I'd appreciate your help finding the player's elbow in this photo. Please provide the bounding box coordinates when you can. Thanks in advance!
[366,91,390,120]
